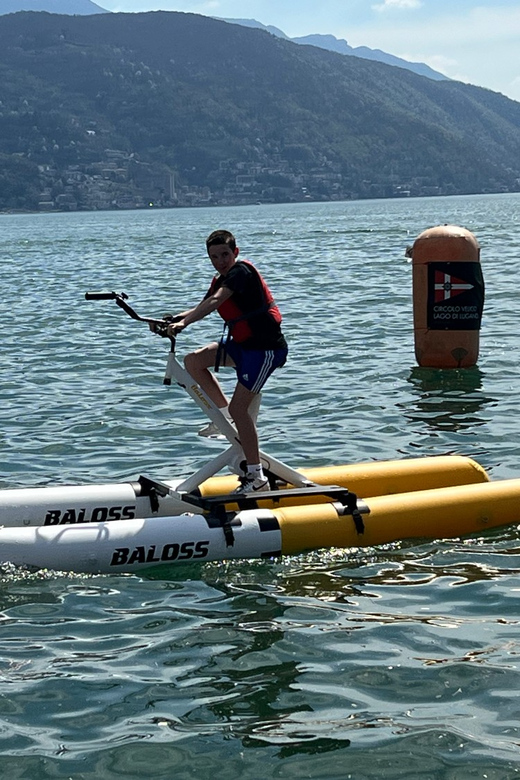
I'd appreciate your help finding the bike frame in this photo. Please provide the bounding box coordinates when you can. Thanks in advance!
[86,292,313,493]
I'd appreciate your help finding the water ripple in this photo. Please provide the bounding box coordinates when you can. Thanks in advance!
[1,195,520,776]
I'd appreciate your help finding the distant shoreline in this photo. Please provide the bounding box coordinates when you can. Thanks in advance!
[2,189,520,218]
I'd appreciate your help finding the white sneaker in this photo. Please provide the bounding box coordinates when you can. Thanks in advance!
[198,421,225,438]
[232,475,269,495]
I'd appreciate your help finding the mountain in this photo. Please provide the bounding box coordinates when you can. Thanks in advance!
[0,10,519,212]
[0,0,107,14]
[2,6,443,82]
[220,18,447,82]
[294,34,447,82]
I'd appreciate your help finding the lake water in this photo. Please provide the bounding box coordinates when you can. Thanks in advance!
[1,194,520,777]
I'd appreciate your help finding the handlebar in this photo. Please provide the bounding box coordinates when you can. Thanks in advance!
[85,291,126,301]
[85,291,181,340]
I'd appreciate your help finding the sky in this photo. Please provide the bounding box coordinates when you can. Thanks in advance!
[98,0,520,103]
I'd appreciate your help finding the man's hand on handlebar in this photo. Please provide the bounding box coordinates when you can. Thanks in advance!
[148,315,185,338]
[167,320,186,338]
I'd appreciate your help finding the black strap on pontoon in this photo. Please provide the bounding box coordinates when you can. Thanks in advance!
[207,503,236,547]
[135,474,237,546]
[182,484,368,536]
[136,474,171,513]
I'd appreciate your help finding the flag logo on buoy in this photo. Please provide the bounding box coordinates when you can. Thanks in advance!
[426,262,485,331]
[434,271,474,302]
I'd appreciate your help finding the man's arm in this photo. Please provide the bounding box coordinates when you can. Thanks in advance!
[169,285,233,335]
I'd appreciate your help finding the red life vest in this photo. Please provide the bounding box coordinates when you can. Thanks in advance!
[210,260,282,343]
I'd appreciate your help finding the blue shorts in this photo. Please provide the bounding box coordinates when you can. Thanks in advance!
[224,340,287,393]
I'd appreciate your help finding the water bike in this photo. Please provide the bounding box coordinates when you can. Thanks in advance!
[0,293,517,575]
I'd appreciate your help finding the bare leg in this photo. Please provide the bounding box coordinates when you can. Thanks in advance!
[185,344,261,464]
[184,343,233,408]
[228,382,261,465]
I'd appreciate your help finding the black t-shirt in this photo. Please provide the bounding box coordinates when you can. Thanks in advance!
[208,262,287,350]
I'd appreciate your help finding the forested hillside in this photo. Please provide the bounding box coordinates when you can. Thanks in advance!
[0,11,519,211]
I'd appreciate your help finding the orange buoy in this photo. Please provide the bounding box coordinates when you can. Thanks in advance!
[412,225,484,368]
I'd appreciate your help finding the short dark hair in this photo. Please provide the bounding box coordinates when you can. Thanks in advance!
[206,230,236,252]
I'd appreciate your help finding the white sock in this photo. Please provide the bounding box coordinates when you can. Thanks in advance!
[247,463,265,481]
